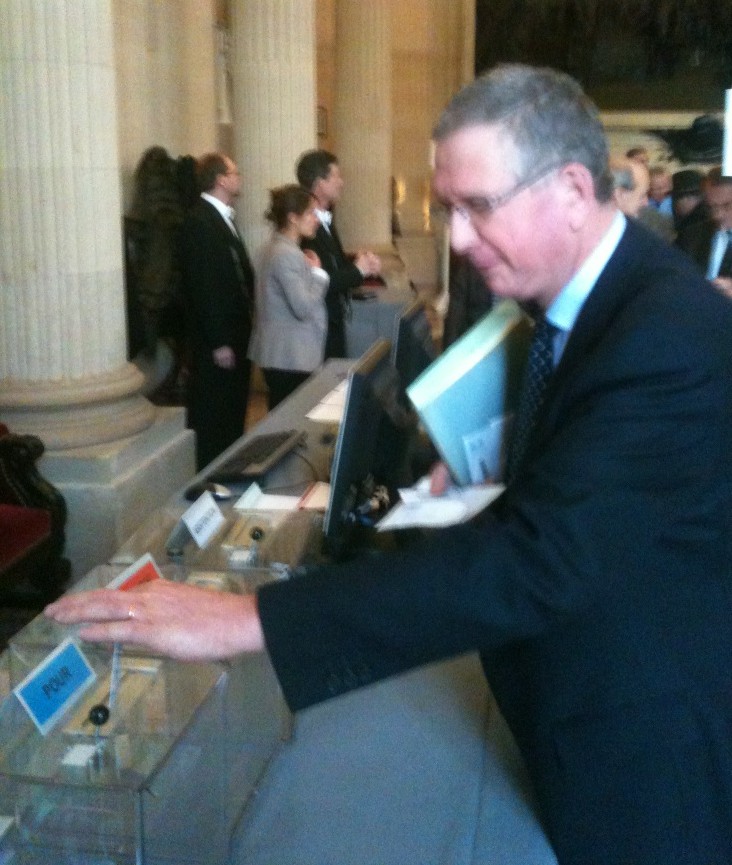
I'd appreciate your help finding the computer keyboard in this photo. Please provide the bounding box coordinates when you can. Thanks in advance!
[208,429,305,481]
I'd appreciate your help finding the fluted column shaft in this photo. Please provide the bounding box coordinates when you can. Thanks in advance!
[333,0,392,251]
[230,0,316,254]
[0,0,153,448]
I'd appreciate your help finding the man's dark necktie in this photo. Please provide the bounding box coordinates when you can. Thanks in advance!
[505,316,556,482]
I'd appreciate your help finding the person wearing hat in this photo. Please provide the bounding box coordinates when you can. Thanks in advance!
[676,166,732,296]
[671,169,707,234]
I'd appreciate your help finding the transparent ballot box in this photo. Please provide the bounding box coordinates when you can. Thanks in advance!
[8,561,292,841]
[0,641,229,864]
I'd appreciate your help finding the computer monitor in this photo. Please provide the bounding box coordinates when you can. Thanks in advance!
[392,299,437,399]
[323,339,411,559]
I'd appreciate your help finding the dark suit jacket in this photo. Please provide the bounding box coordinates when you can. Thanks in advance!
[180,198,254,468]
[258,220,732,863]
[676,216,732,279]
[301,220,363,358]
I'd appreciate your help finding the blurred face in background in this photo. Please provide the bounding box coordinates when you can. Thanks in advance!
[314,163,344,208]
[648,170,671,204]
[615,162,650,218]
[291,201,320,239]
[707,182,732,231]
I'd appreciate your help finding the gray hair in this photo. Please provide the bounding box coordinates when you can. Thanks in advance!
[433,64,613,202]
[611,165,636,192]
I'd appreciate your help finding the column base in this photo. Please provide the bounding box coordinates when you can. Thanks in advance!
[0,364,156,450]
[40,407,195,579]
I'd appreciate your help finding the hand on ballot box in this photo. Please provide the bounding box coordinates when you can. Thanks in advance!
[46,579,264,661]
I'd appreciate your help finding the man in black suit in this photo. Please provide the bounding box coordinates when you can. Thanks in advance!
[48,67,732,864]
[179,153,254,470]
[676,166,732,296]
[295,149,381,358]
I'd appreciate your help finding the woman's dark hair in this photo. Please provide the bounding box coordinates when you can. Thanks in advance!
[265,184,314,230]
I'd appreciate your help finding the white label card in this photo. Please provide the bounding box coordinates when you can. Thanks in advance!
[463,415,510,484]
[182,490,226,548]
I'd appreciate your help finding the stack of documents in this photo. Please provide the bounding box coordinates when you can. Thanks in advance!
[406,300,532,486]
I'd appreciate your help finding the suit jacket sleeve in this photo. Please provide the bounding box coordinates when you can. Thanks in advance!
[257,223,732,716]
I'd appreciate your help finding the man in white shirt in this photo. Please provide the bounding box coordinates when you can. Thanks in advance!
[676,166,732,297]
[296,149,381,358]
[179,153,255,469]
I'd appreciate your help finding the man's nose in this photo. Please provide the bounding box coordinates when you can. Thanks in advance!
[448,211,477,254]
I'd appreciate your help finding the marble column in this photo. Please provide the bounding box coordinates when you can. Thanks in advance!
[333,0,393,253]
[229,0,317,254]
[0,0,153,447]
[0,0,194,578]
[113,0,218,207]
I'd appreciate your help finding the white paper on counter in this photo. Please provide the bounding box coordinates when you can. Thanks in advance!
[306,379,347,423]
[377,477,504,531]
[234,482,300,512]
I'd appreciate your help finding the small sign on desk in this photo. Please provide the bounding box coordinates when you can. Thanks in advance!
[14,638,96,735]
[182,491,226,547]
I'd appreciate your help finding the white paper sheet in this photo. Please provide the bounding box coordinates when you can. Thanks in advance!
[377,477,504,531]
[234,482,300,512]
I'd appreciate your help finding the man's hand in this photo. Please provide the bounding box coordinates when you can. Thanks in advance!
[429,461,453,495]
[45,580,265,662]
[364,251,382,276]
[354,250,382,277]
[213,346,236,369]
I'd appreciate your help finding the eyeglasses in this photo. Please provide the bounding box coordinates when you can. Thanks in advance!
[433,163,561,229]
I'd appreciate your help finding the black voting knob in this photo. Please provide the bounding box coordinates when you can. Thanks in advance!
[250,526,264,542]
[89,703,110,727]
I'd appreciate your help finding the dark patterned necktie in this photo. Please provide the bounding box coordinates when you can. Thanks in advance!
[505,316,556,482]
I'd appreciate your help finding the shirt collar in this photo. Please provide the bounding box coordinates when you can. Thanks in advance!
[546,211,626,334]
[201,192,235,223]
[315,208,332,227]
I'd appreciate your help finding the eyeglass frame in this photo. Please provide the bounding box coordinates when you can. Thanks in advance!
[432,162,563,229]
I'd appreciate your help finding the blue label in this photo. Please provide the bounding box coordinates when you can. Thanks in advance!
[14,639,96,735]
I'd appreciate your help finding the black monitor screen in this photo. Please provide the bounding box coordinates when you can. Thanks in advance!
[323,339,409,559]
[392,299,437,397]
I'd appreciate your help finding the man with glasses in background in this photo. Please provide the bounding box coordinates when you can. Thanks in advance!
[179,152,254,469]
[677,165,732,297]
[49,66,732,864]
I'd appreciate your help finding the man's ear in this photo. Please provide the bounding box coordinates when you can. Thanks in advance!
[312,177,325,202]
[556,162,597,231]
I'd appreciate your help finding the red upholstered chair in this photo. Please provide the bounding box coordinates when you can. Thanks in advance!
[0,423,70,645]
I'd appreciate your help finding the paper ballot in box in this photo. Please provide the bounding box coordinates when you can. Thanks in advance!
[406,300,532,485]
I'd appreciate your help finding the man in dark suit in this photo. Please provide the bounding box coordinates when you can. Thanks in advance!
[676,166,732,297]
[48,67,732,864]
[179,152,254,470]
[295,149,381,358]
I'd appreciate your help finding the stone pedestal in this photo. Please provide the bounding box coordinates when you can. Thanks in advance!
[40,407,194,579]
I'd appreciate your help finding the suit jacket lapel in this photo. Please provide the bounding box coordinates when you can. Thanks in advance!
[522,220,646,458]
[201,199,254,297]
[315,223,346,271]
